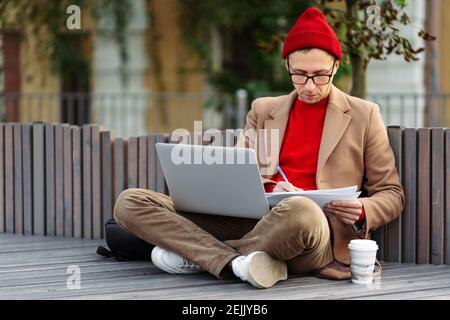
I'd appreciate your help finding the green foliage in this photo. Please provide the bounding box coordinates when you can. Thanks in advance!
[0,0,131,89]
[314,0,435,66]
[313,0,435,97]
[177,0,313,96]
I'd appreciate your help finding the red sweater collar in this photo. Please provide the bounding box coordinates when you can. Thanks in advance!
[296,96,329,109]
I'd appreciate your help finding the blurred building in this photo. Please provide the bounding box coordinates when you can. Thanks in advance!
[367,0,450,127]
[1,0,449,134]
[1,0,207,137]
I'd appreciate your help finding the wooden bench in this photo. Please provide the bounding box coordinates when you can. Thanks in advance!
[0,123,449,265]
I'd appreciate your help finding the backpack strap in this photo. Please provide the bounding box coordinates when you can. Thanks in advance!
[96,246,114,258]
[96,246,135,262]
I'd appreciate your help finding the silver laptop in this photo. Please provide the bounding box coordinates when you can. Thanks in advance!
[155,143,270,219]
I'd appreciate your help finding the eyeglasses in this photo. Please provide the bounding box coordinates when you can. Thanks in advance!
[287,58,336,85]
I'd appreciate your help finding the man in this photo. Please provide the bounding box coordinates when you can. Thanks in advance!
[113,7,404,288]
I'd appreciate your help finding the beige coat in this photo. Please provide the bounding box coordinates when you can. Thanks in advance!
[236,85,405,265]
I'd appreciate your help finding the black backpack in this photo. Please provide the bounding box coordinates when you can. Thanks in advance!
[96,218,154,261]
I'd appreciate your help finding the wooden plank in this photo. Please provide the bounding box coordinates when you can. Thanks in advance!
[417,128,431,264]
[91,125,102,239]
[155,134,167,194]
[138,136,148,189]
[147,135,157,191]
[373,227,387,262]
[446,129,450,265]
[82,125,92,239]
[202,130,215,145]
[225,129,238,147]
[13,124,23,234]
[101,131,112,231]
[32,123,45,236]
[72,126,82,238]
[54,124,64,237]
[402,128,417,263]
[127,137,138,189]
[206,130,222,146]
[431,128,445,265]
[112,138,125,205]
[63,125,73,237]
[386,126,403,263]
[3,262,449,300]
[0,124,4,233]
[21,124,33,235]
[44,123,55,236]
[233,129,244,146]
[4,124,14,233]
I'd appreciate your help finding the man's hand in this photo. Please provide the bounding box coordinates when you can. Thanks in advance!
[324,200,363,225]
[273,181,303,192]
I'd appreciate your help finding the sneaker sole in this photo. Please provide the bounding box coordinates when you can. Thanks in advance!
[246,252,288,289]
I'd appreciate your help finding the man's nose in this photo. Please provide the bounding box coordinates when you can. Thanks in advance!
[304,78,317,90]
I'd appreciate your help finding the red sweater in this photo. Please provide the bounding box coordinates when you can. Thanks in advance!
[264,96,365,224]
[265,97,328,192]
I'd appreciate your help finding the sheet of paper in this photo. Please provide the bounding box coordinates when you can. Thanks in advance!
[265,186,361,209]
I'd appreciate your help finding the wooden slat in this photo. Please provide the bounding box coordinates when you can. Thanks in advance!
[373,227,387,261]
[233,129,244,146]
[155,134,167,194]
[82,125,92,239]
[91,125,102,239]
[5,124,14,233]
[417,128,431,264]
[101,131,112,230]
[32,123,45,235]
[402,128,417,263]
[127,137,138,188]
[13,124,23,234]
[112,138,125,205]
[147,135,157,191]
[202,130,216,145]
[54,124,64,237]
[224,129,238,147]
[386,126,403,263]
[22,124,33,236]
[138,136,148,189]
[44,123,55,236]
[446,129,450,265]
[431,128,445,265]
[0,124,4,233]
[72,126,82,238]
[63,125,73,237]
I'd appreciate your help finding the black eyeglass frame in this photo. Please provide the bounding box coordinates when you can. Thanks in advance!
[287,58,337,85]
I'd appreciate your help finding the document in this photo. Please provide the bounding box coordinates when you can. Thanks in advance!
[265,185,361,209]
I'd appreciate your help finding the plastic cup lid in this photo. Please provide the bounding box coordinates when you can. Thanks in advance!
[348,239,378,250]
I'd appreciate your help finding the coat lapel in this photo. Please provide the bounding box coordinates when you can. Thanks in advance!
[259,91,297,176]
[316,85,352,182]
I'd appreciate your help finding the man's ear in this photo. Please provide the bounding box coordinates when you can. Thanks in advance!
[333,60,340,75]
[284,59,289,72]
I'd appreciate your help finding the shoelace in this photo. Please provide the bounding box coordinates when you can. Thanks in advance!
[181,259,201,270]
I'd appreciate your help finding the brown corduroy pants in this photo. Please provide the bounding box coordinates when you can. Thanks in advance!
[113,188,333,279]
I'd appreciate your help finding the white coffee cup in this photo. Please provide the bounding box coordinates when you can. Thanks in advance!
[348,239,379,284]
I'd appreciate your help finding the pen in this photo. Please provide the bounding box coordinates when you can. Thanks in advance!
[277,164,289,184]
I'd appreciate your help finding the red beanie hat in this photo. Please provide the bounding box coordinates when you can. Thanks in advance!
[282,7,342,60]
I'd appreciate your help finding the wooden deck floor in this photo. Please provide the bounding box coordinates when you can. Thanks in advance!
[1,234,450,300]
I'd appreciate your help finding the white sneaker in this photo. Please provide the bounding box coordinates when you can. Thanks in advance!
[231,251,288,289]
[151,246,204,274]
